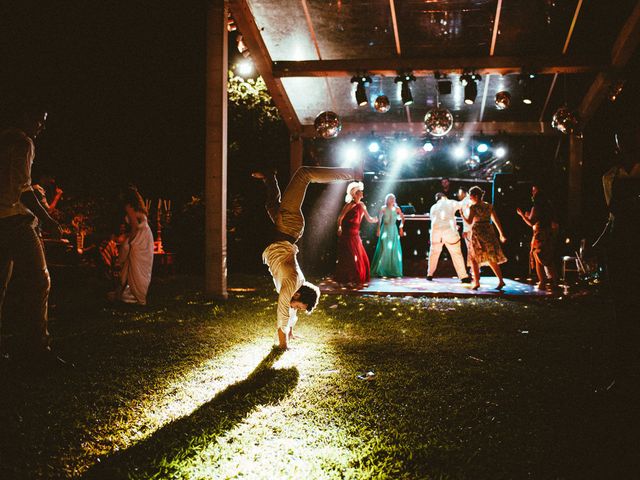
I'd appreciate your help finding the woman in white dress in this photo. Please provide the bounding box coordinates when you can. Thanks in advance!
[116,187,154,305]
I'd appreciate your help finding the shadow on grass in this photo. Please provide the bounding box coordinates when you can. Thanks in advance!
[82,347,298,479]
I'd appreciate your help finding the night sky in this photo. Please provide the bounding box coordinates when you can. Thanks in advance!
[2,1,208,199]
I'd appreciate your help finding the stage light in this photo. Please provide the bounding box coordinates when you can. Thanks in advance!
[236,60,253,77]
[422,141,434,152]
[461,73,480,105]
[342,144,360,166]
[519,73,534,104]
[368,141,380,153]
[452,144,466,160]
[465,155,480,169]
[495,147,506,158]
[351,74,372,107]
[393,145,410,163]
[477,143,489,153]
[400,82,413,105]
[395,73,416,106]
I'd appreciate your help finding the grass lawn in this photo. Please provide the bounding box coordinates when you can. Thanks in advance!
[0,273,632,479]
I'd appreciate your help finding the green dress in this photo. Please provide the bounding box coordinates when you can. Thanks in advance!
[371,207,403,277]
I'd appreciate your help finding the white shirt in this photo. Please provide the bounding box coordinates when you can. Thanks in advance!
[459,196,472,233]
[262,241,305,329]
[0,128,34,218]
[430,198,461,233]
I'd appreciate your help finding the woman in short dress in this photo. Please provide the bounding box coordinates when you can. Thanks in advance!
[517,185,559,289]
[462,186,507,290]
[335,181,378,287]
[371,193,404,278]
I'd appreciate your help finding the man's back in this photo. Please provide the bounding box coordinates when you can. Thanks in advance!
[430,199,460,232]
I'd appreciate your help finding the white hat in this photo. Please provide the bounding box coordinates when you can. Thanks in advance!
[345,181,364,203]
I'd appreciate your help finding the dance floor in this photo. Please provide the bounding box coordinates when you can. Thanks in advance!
[318,276,557,298]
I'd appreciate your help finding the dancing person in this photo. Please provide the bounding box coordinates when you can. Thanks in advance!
[458,187,473,271]
[427,193,472,283]
[32,173,63,215]
[335,181,378,287]
[254,166,360,349]
[461,186,507,290]
[371,193,404,278]
[0,100,67,368]
[112,186,154,305]
[516,185,559,290]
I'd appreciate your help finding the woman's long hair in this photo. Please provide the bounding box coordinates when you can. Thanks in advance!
[384,193,397,208]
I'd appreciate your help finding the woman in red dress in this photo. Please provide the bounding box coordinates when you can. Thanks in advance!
[335,182,378,287]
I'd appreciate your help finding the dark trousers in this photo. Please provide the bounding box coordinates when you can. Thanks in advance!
[0,214,51,352]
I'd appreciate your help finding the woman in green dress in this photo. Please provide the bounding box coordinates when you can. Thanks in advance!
[371,194,405,277]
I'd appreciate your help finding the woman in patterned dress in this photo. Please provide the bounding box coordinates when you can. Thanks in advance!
[335,182,378,287]
[462,186,507,290]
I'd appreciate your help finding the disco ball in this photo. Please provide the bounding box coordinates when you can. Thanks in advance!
[424,107,454,137]
[551,106,579,135]
[495,91,511,110]
[466,155,480,169]
[373,95,390,113]
[314,111,342,139]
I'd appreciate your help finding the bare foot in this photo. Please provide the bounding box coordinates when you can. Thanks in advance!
[496,281,505,290]
[472,284,480,290]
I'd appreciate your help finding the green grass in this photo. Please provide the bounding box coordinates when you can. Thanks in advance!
[0,273,627,479]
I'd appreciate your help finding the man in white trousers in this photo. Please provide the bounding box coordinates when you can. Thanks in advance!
[427,193,471,283]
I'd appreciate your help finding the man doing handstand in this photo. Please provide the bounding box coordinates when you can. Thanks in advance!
[254,166,360,349]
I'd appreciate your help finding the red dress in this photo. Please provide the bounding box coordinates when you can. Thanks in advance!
[335,202,370,285]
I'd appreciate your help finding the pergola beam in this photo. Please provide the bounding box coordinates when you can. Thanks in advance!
[273,56,605,78]
[579,0,640,125]
[300,121,556,138]
[229,0,302,135]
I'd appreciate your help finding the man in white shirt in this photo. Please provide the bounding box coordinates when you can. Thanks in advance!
[254,166,360,349]
[0,101,64,368]
[427,193,471,283]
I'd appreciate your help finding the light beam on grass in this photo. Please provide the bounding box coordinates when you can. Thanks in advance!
[80,341,281,469]
[165,336,360,479]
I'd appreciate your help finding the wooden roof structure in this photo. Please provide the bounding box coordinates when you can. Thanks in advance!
[229,0,640,137]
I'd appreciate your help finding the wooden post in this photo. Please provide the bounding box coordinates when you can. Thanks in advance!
[568,133,583,231]
[205,0,228,299]
[290,134,303,175]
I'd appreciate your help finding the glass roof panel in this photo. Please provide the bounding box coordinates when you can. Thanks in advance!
[306,0,397,59]
[493,0,579,56]
[396,0,497,57]
[247,0,319,61]
[570,0,637,58]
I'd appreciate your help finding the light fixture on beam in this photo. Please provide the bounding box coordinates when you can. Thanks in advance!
[461,73,481,105]
[351,74,372,107]
[519,73,535,105]
[395,72,416,106]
